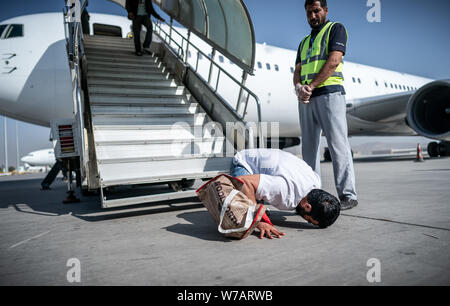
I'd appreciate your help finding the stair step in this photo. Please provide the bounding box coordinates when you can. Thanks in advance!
[90,103,199,116]
[84,35,132,42]
[91,112,206,126]
[86,55,160,65]
[89,94,190,105]
[93,127,218,143]
[87,70,172,80]
[85,50,158,61]
[87,59,163,69]
[84,46,139,56]
[87,63,167,73]
[95,138,225,161]
[84,41,135,49]
[84,39,135,47]
[84,45,145,59]
[97,156,232,187]
[101,189,198,209]
[88,85,185,96]
[84,46,136,54]
[87,78,177,87]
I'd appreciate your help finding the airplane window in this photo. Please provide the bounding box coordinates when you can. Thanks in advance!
[266,63,271,70]
[187,51,192,58]
[4,24,23,39]
[274,64,279,72]
[257,62,262,69]
[390,84,393,88]
[358,78,361,84]
[395,84,398,89]
[290,67,294,73]
[352,77,356,83]
[219,55,224,63]
[229,60,234,65]
[403,85,406,90]
[385,82,388,88]
[0,24,7,37]
[375,81,379,86]
[198,53,203,60]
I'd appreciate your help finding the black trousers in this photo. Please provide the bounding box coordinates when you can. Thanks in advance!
[132,15,153,52]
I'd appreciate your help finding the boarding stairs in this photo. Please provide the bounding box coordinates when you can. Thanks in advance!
[82,35,233,208]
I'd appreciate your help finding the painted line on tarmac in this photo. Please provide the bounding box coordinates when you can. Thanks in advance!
[8,230,52,250]
[341,214,450,231]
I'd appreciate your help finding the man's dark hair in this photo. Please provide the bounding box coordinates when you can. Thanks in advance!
[304,0,327,9]
[296,189,340,228]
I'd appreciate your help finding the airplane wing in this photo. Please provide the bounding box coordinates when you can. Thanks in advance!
[346,91,416,136]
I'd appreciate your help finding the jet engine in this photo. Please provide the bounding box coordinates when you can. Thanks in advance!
[406,80,450,157]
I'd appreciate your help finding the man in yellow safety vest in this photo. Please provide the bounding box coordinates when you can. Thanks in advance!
[293,0,358,210]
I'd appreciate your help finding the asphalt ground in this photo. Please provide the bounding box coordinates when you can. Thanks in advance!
[0,156,449,286]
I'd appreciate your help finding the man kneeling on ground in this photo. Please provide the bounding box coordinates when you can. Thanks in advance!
[231,149,341,239]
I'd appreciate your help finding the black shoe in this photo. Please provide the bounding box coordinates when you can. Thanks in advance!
[135,51,143,56]
[142,48,152,55]
[340,198,358,211]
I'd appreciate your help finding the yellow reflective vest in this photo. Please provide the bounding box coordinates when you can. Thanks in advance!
[299,21,346,87]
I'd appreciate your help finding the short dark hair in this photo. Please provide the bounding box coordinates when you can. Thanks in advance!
[304,0,327,9]
[296,189,340,228]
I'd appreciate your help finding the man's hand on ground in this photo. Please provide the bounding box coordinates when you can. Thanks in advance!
[257,222,285,239]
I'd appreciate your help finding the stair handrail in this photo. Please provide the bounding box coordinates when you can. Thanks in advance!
[153,19,264,148]
[63,0,88,176]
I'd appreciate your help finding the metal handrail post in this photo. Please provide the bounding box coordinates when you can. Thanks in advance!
[208,48,216,84]
[236,71,248,113]
[184,30,191,63]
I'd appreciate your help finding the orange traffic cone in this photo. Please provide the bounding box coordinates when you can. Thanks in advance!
[415,143,425,162]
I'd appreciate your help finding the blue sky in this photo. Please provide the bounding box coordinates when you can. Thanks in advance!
[1,0,449,168]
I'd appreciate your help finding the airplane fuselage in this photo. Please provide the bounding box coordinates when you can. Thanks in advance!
[0,13,436,138]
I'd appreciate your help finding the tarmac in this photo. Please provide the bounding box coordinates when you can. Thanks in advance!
[0,156,449,286]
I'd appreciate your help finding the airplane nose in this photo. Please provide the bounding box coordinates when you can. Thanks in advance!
[21,156,30,163]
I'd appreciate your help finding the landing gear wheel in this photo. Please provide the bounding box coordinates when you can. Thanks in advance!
[438,142,449,157]
[180,179,196,188]
[427,142,439,158]
[169,179,196,191]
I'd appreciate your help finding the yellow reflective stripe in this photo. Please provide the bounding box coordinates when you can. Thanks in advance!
[300,71,344,83]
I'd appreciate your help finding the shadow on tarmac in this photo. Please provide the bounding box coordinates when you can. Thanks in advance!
[0,176,206,222]
[162,210,319,242]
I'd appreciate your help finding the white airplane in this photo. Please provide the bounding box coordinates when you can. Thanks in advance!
[21,148,55,168]
[0,12,449,157]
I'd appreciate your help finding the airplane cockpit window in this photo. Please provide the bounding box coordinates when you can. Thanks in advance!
[4,24,23,39]
[0,24,7,37]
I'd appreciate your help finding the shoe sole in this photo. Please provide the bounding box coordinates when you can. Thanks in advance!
[340,201,358,211]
